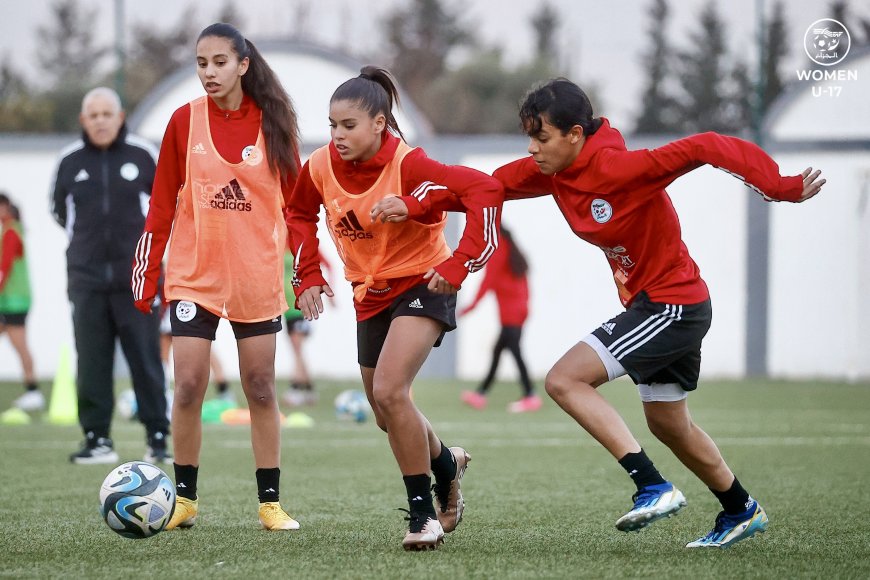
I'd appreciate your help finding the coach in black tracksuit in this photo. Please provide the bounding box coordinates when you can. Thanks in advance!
[51,87,170,465]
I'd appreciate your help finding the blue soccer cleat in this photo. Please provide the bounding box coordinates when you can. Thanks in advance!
[616,482,687,532]
[686,499,769,548]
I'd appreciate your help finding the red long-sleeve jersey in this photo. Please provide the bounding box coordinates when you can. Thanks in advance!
[132,95,299,311]
[491,119,804,307]
[287,131,504,321]
[459,236,529,326]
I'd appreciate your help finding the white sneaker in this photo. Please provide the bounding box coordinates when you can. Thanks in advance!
[13,390,45,412]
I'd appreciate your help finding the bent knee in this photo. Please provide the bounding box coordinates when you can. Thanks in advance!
[242,374,276,406]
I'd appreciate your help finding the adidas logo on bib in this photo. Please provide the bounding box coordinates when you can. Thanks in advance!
[191,142,207,155]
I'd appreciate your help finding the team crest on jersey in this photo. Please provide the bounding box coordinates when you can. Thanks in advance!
[176,301,197,322]
[591,199,613,223]
[241,145,263,166]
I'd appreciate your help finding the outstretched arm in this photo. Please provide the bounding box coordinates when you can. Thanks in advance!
[600,132,822,202]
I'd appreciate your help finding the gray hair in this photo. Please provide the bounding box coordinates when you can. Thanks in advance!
[81,87,123,114]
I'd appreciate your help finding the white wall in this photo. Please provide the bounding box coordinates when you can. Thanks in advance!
[768,151,870,380]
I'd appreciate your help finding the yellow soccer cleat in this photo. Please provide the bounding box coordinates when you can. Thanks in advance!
[165,497,198,530]
[258,502,300,531]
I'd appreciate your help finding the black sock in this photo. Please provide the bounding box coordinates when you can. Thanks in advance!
[618,449,667,490]
[430,442,457,485]
[256,467,280,503]
[403,474,435,515]
[174,463,198,500]
[216,381,229,394]
[25,382,38,392]
[711,477,751,514]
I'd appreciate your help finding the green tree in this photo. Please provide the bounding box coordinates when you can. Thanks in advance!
[216,0,246,30]
[36,0,108,131]
[675,1,739,133]
[531,2,559,63]
[384,0,474,101]
[0,57,53,132]
[122,6,198,111]
[634,0,681,134]
[760,1,788,113]
[421,49,561,134]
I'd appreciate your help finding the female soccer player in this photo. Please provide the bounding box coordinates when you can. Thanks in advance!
[287,66,503,550]
[459,225,540,412]
[492,78,824,548]
[0,194,40,411]
[131,23,301,531]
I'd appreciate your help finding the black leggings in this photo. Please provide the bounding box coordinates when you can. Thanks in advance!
[478,325,533,397]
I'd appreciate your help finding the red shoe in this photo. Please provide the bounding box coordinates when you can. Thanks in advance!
[460,391,487,410]
[507,395,543,413]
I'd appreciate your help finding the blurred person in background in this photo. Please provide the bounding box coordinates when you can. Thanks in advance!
[50,87,169,465]
[0,193,41,411]
[459,225,541,412]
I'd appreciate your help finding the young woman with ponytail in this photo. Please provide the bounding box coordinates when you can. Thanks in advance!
[131,23,301,532]
[287,66,503,550]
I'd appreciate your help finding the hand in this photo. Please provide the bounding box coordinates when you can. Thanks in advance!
[423,268,457,294]
[369,196,409,223]
[298,284,334,320]
[134,295,155,315]
[798,167,825,202]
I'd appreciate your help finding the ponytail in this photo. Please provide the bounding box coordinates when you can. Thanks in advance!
[331,65,405,140]
[198,23,300,182]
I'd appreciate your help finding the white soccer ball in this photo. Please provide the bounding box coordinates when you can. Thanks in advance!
[334,389,371,423]
[99,461,175,539]
[116,389,137,421]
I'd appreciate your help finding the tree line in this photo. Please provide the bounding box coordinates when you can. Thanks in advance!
[0,0,867,135]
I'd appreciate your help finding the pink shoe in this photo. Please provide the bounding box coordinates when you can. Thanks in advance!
[460,391,487,410]
[507,395,542,413]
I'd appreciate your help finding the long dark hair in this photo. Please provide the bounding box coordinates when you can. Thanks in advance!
[331,65,405,140]
[501,226,529,277]
[519,78,602,139]
[197,23,300,182]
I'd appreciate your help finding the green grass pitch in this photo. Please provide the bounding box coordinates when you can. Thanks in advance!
[1,377,869,578]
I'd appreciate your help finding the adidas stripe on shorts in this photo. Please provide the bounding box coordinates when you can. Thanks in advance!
[356,283,457,368]
[582,291,712,399]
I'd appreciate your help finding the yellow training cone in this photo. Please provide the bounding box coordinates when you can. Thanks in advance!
[284,412,314,428]
[47,344,77,426]
[1,407,32,425]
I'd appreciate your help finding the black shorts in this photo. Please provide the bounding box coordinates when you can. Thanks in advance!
[584,292,712,392]
[169,300,282,341]
[0,311,27,326]
[284,316,311,336]
[357,284,457,368]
